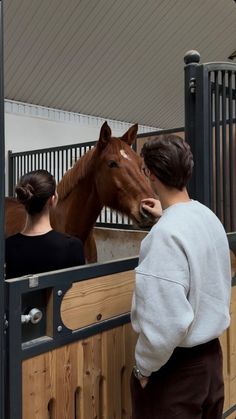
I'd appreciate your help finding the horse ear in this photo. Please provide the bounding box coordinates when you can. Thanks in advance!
[97,121,112,149]
[120,124,138,146]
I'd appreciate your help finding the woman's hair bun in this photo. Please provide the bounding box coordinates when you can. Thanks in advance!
[15,170,56,215]
[15,183,35,204]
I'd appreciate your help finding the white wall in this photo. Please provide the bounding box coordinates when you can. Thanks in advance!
[5,100,158,154]
[5,112,98,153]
[4,100,158,194]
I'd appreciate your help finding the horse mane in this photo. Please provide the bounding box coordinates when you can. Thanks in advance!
[57,148,95,201]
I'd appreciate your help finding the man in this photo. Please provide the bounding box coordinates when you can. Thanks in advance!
[131,134,231,419]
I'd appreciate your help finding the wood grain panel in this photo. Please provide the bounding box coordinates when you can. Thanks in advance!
[231,250,236,277]
[220,284,236,415]
[220,330,230,411]
[54,344,78,418]
[22,324,137,419]
[22,355,53,419]
[224,412,236,419]
[22,266,236,419]
[229,286,236,410]
[61,271,135,330]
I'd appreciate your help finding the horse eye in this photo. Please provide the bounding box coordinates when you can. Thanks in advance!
[108,160,118,168]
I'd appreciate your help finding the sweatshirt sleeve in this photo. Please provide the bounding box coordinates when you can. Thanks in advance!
[131,273,194,376]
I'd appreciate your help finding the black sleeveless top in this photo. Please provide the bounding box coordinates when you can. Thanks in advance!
[5,230,85,279]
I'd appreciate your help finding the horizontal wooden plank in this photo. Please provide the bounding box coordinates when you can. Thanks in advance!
[230,250,236,278]
[61,271,135,330]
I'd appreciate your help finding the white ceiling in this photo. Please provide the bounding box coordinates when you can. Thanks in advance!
[3,0,236,129]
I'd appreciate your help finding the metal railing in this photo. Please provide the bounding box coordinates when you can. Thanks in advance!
[8,141,132,228]
[184,50,236,232]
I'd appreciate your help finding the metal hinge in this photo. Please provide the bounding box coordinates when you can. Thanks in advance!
[28,274,39,288]
[4,313,8,333]
[189,77,196,94]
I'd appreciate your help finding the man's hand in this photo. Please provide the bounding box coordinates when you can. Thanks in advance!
[133,365,150,388]
[141,198,162,218]
[139,376,149,389]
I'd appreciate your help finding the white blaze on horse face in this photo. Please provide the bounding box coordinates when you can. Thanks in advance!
[120,149,131,160]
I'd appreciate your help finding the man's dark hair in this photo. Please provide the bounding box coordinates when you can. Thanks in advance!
[15,169,56,215]
[141,134,194,190]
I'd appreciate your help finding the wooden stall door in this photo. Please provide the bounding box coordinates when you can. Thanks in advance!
[22,253,236,419]
[22,324,137,419]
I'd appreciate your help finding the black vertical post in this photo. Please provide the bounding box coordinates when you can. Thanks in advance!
[0,1,5,419]
[8,150,13,196]
[184,50,211,208]
[184,50,200,199]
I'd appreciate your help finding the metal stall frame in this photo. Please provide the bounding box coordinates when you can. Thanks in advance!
[5,240,236,419]
[184,50,236,231]
[0,1,6,418]
[6,257,138,419]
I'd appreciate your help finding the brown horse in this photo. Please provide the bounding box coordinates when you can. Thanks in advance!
[5,122,158,262]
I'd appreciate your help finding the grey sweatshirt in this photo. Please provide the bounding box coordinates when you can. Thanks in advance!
[131,200,231,377]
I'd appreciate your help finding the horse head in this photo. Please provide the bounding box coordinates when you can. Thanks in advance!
[93,122,160,228]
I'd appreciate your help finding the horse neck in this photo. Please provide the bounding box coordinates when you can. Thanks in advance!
[52,175,103,243]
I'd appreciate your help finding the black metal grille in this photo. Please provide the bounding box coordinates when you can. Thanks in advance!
[8,141,132,228]
[185,52,236,232]
[209,70,236,231]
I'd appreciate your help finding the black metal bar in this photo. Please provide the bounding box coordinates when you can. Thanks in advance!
[137,127,184,139]
[74,147,78,162]
[0,2,5,418]
[223,403,236,418]
[28,153,30,172]
[208,72,214,212]
[234,71,236,232]
[65,149,69,171]
[61,149,64,176]
[116,209,119,224]
[53,150,55,179]
[228,72,235,230]
[69,148,71,170]
[9,140,97,157]
[22,313,131,361]
[20,155,23,178]
[184,51,200,199]
[221,71,229,230]
[210,81,236,100]
[214,70,221,219]
[31,153,34,172]
[18,156,21,182]
[8,287,22,419]
[7,257,139,293]
[8,151,13,196]
[198,66,211,207]
[204,62,236,73]
[104,206,107,223]
[57,150,60,183]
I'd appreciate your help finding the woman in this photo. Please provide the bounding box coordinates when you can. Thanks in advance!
[5,169,85,279]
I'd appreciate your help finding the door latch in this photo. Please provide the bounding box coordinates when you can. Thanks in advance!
[21,308,43,325]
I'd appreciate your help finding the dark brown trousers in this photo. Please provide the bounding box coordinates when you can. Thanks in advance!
[131,339,224,419]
